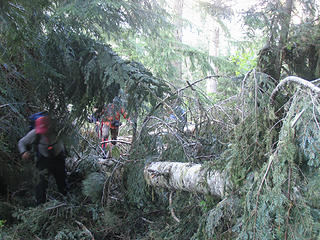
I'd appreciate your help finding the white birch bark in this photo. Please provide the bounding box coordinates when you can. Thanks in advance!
[144,162,229,198]
[206,17,219,94]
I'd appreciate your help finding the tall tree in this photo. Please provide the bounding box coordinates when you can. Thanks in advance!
[206,14,220,93]
[282,0,320,80]
[256,0,293,81]
[246,0,320,81]
[198,0,233,93]
[276,0,294,79]
[172,0,184,83]
[110,0,217,86]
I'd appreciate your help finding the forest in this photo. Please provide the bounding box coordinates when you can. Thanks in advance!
[1,0,320,239]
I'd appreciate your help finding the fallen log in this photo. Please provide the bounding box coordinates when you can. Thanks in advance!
[144,162,228,198]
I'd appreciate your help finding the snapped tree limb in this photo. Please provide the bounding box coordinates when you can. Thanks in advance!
[144,162,229,198]
[270,76,320,104]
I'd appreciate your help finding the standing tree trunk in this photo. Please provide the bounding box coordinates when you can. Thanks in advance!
[172,0,184,84]
[275,0,293,80]
[257,0,293,82]
[207,21,219,94]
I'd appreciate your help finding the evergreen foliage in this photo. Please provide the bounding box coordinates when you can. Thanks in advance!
[133,72,320,239]
[244,0,320,81]
[237,83,320,239]
[0,0,172,193]
[2,0,320,239]
[82,172,106,202]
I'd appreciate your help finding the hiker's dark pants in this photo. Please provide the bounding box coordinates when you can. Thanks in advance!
[110,128,119,145]
[35,152,67,204]
[101,125,119,153]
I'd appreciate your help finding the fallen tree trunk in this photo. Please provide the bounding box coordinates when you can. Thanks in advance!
[144,162,228,198]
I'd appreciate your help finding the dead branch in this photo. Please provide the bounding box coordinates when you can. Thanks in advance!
[169,191,180,223]
[75,220,95,240]
[310,92,320,131]
[45,203,67,211]
[102,160,122,207]
[100,139,131,145]
[290,109,305,128]
[141,217,154,224]
[143,75,223,125]
[270,76,320,104]
[148,116,191,160]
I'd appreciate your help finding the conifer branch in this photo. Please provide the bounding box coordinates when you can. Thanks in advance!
[254,152,276,238]
[285,166,292,240]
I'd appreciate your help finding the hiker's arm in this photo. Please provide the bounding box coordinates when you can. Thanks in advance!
[18,129,37,159]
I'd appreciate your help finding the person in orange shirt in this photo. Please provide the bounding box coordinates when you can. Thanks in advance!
[100,97,129,158]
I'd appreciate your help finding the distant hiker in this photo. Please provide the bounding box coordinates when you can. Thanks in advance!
[175,106,187,130]
[169,105,187,131]
[18,115,67,205]
[88,107,100,136]
[100,97,129,158]
[93,107,101,135]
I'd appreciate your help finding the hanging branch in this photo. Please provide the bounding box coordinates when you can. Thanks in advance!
[270,76,320,105]
[285,165,292,240]
[169,191,180,223]
[101,160,122,207]
[253,152,276,238]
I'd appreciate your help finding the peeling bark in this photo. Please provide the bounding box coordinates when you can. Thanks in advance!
[144,162,228,198]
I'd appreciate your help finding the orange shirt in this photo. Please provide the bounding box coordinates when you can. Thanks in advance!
[101,103,128,129]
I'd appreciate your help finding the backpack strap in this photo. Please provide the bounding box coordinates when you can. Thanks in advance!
[33,134,58,158]
[32,134,41,153]
[35,134,41,146]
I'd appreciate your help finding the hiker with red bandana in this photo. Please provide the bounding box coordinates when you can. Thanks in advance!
[18,115,67,205]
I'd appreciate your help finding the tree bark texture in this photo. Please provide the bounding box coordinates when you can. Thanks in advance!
[144,162,228,198]
[276,0,293,79]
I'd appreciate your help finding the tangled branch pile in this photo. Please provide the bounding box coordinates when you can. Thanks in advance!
[2,72,320,239]
[129,72,320,239]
